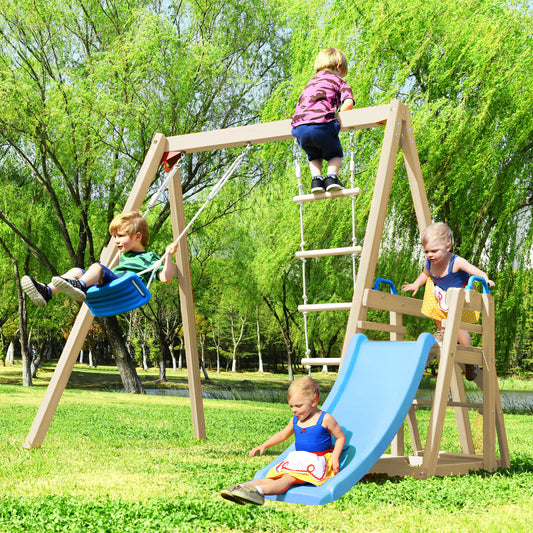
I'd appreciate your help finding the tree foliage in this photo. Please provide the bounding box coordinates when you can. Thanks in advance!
[0,0,532,376]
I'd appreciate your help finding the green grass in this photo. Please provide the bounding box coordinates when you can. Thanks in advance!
[0,363,532,532]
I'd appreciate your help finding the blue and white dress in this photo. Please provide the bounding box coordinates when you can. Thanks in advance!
[266,411,336,486]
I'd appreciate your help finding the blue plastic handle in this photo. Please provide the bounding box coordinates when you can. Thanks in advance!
[465,275,490,294]
[372,278,398,295]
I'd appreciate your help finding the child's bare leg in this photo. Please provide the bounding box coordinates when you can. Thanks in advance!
[326,157,342,175]
[243,474,300,495]
[309,159,323,177]
[457,329,471,346]
[79,263,104,288]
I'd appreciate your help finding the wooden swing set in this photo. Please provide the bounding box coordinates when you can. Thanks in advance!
[25,100,509,481]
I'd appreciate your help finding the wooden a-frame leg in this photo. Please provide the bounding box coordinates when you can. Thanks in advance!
[24,305,94,449]
[24,134,168,449]
[168,166,206,439]
[422,288,465,477]
[449,362,475,454]
[341,101,405,360]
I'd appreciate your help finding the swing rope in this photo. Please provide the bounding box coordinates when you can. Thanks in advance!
[140,143,253,288]
[349,129,358,289]
[294,139,311,358]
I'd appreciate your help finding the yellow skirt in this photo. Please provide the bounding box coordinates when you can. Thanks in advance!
[421,277,479,324]
[266,450,336,486]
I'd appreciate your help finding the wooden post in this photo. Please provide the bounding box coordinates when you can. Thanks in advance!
[341,101,405,359]
[24,134,167,449]
[167,164,207,439]
[421,288,465,477]
[481,292,497,471]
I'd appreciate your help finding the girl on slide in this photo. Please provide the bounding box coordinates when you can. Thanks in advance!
[220,376,345,506]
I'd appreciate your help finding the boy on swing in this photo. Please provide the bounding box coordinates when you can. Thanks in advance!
[22,211,178,307]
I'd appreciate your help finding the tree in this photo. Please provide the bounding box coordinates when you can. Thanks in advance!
[0,0,291,382]
[267,0,533,363]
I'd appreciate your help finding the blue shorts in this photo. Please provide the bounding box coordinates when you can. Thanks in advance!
[292,121,343,162]
[97,264,120,286]
[80,264,121,286]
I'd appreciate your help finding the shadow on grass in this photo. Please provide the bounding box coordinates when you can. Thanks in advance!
[360,454,533,486]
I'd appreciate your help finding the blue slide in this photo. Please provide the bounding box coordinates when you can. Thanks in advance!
[254,333,435,505]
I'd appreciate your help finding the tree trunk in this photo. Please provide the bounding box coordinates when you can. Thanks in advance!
[7,341,15,364]
[256,307,264,373]
[263,294,294,381]
[97,316,145,393]
[1,237,32,386]
[142,344,149,371]
[157,327,170,382]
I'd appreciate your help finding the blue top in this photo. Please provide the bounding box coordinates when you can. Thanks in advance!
[293,411,332,453]
[426,255,469,291]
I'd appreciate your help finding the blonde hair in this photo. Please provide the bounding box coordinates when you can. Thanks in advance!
[421,222,453,248]
[287,376,320,401]
[314,48,348,76]
[109,211,150,247]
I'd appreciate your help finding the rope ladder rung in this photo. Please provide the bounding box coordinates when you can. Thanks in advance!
[292,187,362,204]
[295,246,362,259]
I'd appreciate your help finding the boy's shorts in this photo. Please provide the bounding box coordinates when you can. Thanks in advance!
[97,263,121,286]
[292,121,343,161]
[80,264,121,286]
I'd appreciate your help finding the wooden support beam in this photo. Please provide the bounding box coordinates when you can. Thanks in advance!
[340,101,406,361]
[165,104,391,153]
[24,305,94,449]
[363,289,426,319]
[421,288,465,478]
[168,166,207,439]
[357,321,407,334]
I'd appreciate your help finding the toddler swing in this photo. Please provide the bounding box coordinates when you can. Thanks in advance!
[85,145,251,317]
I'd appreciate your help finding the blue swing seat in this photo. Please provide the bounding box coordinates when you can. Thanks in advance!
[85,272,151,317]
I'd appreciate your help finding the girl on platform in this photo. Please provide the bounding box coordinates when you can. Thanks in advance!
[402,222,495,380]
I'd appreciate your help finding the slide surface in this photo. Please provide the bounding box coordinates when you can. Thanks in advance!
[254,333,435,505]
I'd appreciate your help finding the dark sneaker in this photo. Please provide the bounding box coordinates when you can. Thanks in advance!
[311,176,325,193]
[51,276,87,302]
[21,275,52,307]
[220,485,245,505]
[465,364,479,381]
[324,174,345,192]
[229,485,264,506]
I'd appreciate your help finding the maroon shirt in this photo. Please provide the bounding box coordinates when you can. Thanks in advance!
[291,70,354,128]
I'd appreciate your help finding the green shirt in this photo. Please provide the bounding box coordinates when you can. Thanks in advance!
[112,251,162,285]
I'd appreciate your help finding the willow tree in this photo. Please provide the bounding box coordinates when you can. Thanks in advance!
[263,0,533,367]
[0,0,290,386]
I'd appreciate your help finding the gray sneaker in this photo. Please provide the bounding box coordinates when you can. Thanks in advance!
[51,276,87,302]
[21,276,52,307]
[220,485,245,505]
[230,485,265,506]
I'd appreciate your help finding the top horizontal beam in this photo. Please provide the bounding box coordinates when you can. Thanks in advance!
[164,103,393,154]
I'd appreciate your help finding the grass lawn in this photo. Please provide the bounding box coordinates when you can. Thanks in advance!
[0,363,532,532]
